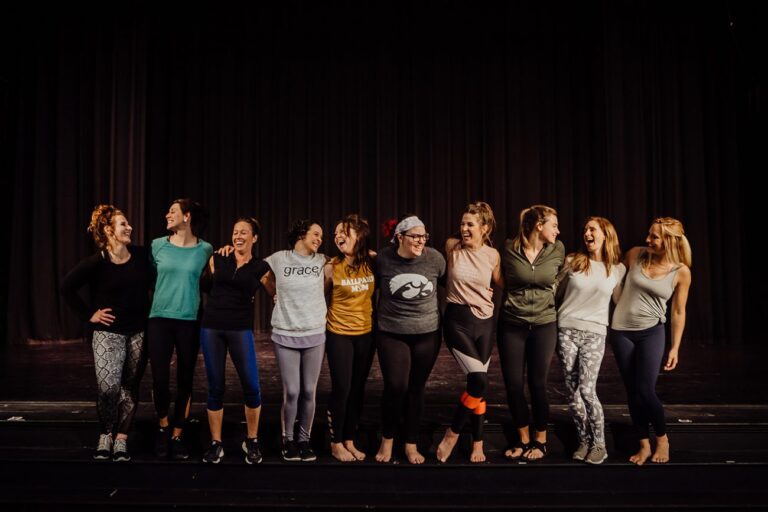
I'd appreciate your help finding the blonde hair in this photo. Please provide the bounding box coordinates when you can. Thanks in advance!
[464,201,497,247]
[87,204,124,251]
[512,204,558,251]
[568,216,622,277]
[641,217,692,268]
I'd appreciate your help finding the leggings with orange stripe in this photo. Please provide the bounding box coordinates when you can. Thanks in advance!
[443,304,495,441]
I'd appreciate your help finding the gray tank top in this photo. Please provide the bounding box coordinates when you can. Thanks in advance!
[611,259,678,331]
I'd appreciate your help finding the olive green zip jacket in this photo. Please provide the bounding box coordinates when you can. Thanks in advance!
[501,239,565,326]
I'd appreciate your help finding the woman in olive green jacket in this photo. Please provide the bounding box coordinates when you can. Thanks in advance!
[499,205,564,462]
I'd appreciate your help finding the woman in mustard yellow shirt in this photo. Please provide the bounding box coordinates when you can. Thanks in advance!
[324,214,376,462]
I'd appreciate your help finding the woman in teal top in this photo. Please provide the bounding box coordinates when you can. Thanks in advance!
[148,198,213,460]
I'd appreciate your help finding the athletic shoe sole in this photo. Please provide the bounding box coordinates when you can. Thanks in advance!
[242,441,263,465]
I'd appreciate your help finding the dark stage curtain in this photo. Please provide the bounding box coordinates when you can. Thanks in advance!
[2,1,762,344]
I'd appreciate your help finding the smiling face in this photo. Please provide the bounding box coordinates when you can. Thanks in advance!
[460,213,488,248]
[232,221,257,255]
[298,223,323,254]
[583,220,605,257]
[165,203,187,232]
[334,223,358,257]
[538,215,560,244]
[645,223,664,255]
[107,214,132,248]
[397,225,427,258]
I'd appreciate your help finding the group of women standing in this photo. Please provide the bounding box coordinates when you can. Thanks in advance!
[62,198,692,467]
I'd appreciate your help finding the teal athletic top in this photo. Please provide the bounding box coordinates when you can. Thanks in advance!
[149,236,213,320]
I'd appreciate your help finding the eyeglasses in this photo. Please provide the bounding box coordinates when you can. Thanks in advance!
[402,233,430,242]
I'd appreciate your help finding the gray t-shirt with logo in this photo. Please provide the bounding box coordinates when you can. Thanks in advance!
[265,250,327,337]
[376,245,446,334]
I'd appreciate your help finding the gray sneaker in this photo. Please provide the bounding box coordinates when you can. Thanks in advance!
[572,442,589,461]
[585,445,608,465]
[113,439,130,462]
[94,434,113,460]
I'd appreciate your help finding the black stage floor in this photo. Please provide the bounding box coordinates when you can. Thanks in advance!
[1,338,767,509]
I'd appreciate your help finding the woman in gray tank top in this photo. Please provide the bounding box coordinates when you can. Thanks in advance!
[610,217,692,465]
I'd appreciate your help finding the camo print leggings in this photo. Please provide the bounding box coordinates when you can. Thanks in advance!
[92,330,147,435]
[556,327,606,447]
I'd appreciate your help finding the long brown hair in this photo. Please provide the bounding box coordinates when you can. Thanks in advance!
[568,216,622,277]
[331,213,373,274]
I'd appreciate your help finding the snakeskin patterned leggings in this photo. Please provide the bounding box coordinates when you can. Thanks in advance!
[92,330,146,435]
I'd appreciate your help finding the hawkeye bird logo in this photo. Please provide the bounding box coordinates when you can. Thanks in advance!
[389,274,433,299]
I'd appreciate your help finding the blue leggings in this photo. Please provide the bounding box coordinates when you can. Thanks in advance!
[610,324,666,438]
[200,328,262,410]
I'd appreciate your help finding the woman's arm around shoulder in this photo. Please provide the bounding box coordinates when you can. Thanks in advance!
[624,247,644,268]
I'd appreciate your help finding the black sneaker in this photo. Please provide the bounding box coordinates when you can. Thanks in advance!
[281,439,301,461]
[112,438,131,462]
[298,441,317,462]
[94,434,113,460]
[203,441,224,464]
[170,436,189,461]
[242,438,263,465]
[154,427,169,458]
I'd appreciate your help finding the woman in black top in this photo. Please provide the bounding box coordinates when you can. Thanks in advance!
[61,205,152,462]
[200,218,271,465]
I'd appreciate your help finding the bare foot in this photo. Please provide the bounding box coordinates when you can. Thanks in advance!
[405,443,425,464]
[331,442,356,462]
[343,441,366,461]
[504,445,526,459]
[470,441,485,463]
[376,437,393,463]
[629,439,653,466]
[436,428,459,462]
[651,435,670,463]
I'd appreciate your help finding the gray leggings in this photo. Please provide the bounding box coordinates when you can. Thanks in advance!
[273,342,325,443]
[557,327,606,447]
[92,330,146,435]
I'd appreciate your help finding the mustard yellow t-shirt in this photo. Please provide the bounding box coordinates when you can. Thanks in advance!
[327,260,375,335]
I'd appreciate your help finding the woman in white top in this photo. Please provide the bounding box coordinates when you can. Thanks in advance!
[556,216,625,465]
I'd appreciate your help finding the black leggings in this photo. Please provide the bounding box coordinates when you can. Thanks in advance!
[498,321,557,432]
[443,304,495,441]
[325,331,375,443]
[610,324,667,438]
[377,330,441,443]
[148,317,200,429]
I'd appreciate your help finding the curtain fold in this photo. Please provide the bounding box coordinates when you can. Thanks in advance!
[3,1,756,344]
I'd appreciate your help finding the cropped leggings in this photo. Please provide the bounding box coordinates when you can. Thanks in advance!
[200,328,262,410]
[443,304,495,441]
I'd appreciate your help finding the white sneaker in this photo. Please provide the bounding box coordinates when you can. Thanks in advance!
[94,434,113,460]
